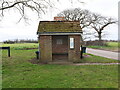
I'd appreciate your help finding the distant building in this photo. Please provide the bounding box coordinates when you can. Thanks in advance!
[37,17,83,63]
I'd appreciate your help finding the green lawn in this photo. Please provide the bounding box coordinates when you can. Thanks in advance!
[87,42,119,52]
[1,43,119,88]
[81,53,118,63]
[1,43,38,50]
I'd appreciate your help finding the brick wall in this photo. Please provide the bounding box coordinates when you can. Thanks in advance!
[52,35,68,60]
[39,35,52,62]
[52,36,68,53]
[54,17,65,21]
[68,35,81,62]
[39,35,81,62]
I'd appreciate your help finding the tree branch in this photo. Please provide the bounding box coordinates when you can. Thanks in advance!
[100,21,116,31]
[0,1,27,10]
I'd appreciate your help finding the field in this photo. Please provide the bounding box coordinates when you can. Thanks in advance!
[87,42,119,52]
[1,43,119,88]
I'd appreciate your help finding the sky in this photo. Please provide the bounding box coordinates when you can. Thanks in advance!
[0,0,119,42]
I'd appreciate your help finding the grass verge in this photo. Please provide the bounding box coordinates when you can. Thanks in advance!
[87,42,119,52]
[80,53,119,63]
[1,43,119,88]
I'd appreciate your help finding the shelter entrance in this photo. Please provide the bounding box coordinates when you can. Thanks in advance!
[52,35,68,61]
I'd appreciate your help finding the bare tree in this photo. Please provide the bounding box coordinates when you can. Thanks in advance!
[57,8,117,41]
[91,13,117,41]
[0,0,84,22]
[57,8,92,29]
[0,0,53,22]
[57,8,94,41]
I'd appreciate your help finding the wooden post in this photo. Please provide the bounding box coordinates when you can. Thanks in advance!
[8,47,10,57]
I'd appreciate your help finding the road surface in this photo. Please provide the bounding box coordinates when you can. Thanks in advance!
[87,48,119,60]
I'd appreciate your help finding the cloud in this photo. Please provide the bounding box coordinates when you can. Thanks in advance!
[0,0,118,41]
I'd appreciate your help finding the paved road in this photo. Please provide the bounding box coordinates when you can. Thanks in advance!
[87,48,119,60]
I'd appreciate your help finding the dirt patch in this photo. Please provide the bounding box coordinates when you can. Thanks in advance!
[29,58,48,65]
[29,58,120,66]
[83,54,91,58]
[29,58,72,65]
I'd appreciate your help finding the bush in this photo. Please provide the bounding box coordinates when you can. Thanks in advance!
[3,39,38,44]
[3,40,15,44]
[85,40,108,46]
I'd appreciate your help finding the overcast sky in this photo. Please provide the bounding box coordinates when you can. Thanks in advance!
[0,0,119,42]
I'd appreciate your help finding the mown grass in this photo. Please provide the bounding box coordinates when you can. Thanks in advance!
[1,43,38,50]
[3,64,118,88]
[81,53,118,63]
[1,43,119,88]
[87,42,119,52]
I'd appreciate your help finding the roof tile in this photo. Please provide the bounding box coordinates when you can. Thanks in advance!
[37,21,82,33]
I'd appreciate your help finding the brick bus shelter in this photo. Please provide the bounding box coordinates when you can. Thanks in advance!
[37,19,83,63]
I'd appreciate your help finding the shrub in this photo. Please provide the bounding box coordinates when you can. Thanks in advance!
[85,40,108,46]
[3,39,38,44]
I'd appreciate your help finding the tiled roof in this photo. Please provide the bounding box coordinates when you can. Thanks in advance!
[37,21,82,33]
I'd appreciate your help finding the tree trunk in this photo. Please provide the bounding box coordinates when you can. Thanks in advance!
[98,32,102,41]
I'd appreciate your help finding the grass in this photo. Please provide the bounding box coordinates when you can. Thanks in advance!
[81,53,118,63]
[3,64,118,88]
[87,42,119,52]
[1,43,38,50]
[1,43,119,88]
